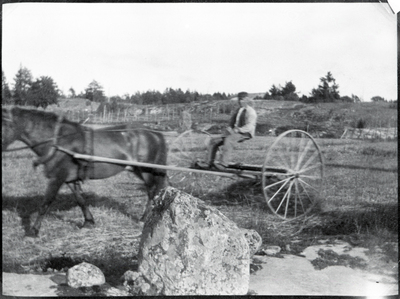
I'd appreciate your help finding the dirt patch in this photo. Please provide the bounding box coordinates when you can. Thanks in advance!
[310,248,368,270]
[249,239,398,296]
[3,240,397,296]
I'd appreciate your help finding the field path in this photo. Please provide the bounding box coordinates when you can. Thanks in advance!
[3,241,398,296]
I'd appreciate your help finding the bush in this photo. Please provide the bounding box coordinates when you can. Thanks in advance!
[217,102,236,115]
[356,118,366,129]
[340,96,353,103]
[255,123,273,135]
[389,100,397,109]
[283,93,299,101]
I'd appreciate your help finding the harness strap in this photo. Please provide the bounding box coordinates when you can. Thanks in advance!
[83,127,94,180]
[32,113,64,168]
[7,107,14,123]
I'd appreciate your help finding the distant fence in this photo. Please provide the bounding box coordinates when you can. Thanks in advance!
[66,102,243,124]
[341,126,398,140]
[54,104,399,141]
[4,102,397,140]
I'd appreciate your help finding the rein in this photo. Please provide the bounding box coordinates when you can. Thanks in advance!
[3,128,132,153]
[2,141,52,152]
[32,113,65,167]
[3,110,143,159]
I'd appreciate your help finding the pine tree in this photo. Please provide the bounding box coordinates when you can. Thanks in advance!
[84,80,106,102]
[13,66,33,106]
[311,72,340,102]
[2,70,12,105]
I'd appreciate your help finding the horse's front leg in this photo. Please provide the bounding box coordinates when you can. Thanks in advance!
[28,177,64,237]
[140,172,168,222]
[67,182,95,229]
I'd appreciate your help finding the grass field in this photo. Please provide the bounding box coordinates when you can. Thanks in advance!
[2,135,398,285]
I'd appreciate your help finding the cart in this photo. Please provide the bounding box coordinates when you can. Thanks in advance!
[167,129,324,220]
[57,129,324,221]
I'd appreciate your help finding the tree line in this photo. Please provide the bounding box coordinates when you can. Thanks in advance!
[2,67,59,108]
[2,66,393,109]
[2,66,232,108]
[260,72,358,103]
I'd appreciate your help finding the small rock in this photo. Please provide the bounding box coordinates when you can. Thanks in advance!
[317,239,329,244]
[67,262,105,288]
[262,246,281,256]
[250,264,263,274]
[121,270,141,282]
[104,287,130,296]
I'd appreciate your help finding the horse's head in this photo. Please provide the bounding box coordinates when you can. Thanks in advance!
[2,107,20,151]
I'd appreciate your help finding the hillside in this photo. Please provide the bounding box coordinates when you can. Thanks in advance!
[43,98,397,139]
[198,100,397,139]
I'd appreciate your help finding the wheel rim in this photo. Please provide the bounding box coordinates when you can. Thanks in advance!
[167,130,215,196]
[262,130,324,220]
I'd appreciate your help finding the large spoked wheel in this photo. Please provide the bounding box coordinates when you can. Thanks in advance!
[167,130,218,196]
[262,130,324,220]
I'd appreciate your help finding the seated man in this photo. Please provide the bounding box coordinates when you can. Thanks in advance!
[198,92,258,170]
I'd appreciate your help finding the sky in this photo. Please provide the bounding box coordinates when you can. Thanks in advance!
[2,2,397,101]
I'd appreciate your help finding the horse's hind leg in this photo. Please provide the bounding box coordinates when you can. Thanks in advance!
[29,177,64,237]
[67,182,95,228]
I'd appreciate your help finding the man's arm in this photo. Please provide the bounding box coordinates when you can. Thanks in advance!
[229,108,240,128]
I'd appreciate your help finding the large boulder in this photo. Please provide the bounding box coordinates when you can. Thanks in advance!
[67,262,105,288]
[136,187,262,295]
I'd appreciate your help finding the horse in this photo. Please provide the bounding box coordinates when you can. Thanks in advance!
[2,107,168,237]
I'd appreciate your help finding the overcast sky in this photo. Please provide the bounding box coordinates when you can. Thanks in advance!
[2,2,397,101]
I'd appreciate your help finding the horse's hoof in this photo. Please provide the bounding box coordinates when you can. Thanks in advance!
[25,228,39,238]
[82,221,95,229]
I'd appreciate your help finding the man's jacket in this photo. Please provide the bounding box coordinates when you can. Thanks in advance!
[229,106,257,137]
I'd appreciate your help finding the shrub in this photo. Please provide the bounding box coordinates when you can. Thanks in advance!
[389,100,397,109]
[283,93,299,101]
[356,118,366,129]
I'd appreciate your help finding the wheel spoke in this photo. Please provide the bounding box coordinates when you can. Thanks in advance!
[286,137,294,169]
[294,179,300,217]
[297,134,307,163]
[297,162,322,174]
[275,192,287,214]
[295,138,313,171]
[289,137,296,170]
[298,177,320,193]
[263,176,293,191]
[284,180,294,218]
[298,149,320,173]
[263,130,324,220]
[300,174,322,180]
[275,180,292,214]
[275,148,291,170]
[168,130,216,196]
[265,176,293,203]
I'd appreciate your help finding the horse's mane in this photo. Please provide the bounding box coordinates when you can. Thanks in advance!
[11,107,80,127]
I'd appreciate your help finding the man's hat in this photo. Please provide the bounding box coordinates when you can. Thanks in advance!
[238,92,248,99]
